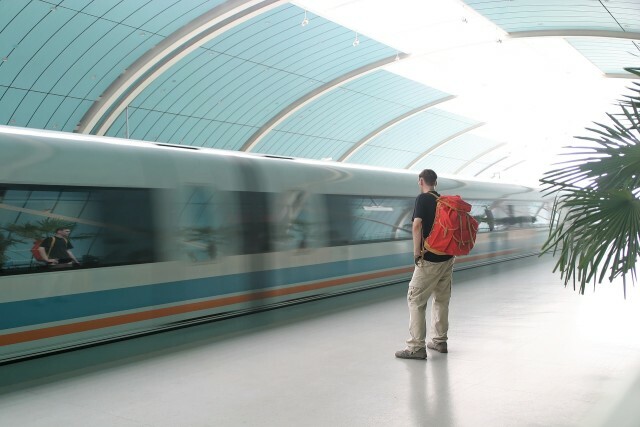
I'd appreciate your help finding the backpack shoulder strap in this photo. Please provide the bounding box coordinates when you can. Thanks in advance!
[47,237,55,258]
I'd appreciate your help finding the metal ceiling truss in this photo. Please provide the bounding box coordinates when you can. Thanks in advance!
[473,155,509,178]
[77,0,286,135]
[454,142,506,175]
[405,122,485,170]
[507,30,640,41]
[337,95,454,162]
[240,52,410,152]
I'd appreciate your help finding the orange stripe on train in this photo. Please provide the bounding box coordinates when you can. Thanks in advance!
[0,250,522,346]
[0,266,413,346]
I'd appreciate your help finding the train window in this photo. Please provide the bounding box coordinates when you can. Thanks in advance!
[324,195,414,245]
[467,202,496,233]
[233,191,272,255]
[0,184,158,276]
[469,199,551,232]
[178,186,215,262]
[212,190,327,256]
[271,191,327,251]
[533,202,551,227]
[176,186,243,261]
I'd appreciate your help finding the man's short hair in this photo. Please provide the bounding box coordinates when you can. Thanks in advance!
[419,169,437,186]
[55,227,70,233]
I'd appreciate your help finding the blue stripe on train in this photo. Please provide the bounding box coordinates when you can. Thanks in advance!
[0,253,410,330]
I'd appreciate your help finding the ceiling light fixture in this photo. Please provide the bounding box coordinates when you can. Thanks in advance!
[352,32,360,47]
[301,10,309,27]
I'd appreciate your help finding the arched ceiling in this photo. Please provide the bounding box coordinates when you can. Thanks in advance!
[0,0,638,184]
[465,0,640,79]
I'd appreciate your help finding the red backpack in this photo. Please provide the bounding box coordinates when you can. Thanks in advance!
[424,194,478,256]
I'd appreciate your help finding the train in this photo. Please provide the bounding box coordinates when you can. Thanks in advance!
[0,125,550,363]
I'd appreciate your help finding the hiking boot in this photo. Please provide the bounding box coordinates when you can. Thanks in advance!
[395,347,427,360]
[427,341,448,353]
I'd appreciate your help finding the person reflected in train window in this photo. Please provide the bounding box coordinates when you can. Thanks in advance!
[395,169,455,360]
[38,228,80,267]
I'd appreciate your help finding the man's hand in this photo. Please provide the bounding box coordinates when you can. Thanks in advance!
[414,256,422,267]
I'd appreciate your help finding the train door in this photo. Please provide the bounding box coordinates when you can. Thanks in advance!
[172,154,244,274]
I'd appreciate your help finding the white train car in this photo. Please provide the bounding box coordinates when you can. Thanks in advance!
[0,125,549,363]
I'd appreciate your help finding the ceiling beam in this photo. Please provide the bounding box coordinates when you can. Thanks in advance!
[473,155,509,178]
[605,72,639,79]
[508,32,640,79]
[240,53,410,152]
[508,30,640,41]
[405,122,485,170]
[337,95,454,162]
[454,142,506,175]
[76,0,286,136]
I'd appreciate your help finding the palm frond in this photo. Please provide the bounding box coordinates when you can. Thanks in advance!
[540,67,640,297]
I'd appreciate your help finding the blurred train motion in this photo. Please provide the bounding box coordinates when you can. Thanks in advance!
[0,125,550,363]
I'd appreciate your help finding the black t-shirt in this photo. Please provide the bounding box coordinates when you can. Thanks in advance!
[412,191,453,262]
[40,236,73,260]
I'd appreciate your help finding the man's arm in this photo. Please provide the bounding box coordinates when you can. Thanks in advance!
[38,241,57,264]
[413,217,423,264]
[66,249,79,264]
[37,246,52,263]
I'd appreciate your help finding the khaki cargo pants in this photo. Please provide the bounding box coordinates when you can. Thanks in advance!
[405,257,455,351]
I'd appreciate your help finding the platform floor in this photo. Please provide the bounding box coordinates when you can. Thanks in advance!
[1,256,640,426]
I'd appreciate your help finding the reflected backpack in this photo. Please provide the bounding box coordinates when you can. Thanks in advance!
[31,237,55,261]
[424,194,478,256]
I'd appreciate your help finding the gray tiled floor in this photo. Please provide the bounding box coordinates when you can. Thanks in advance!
[1,256,639,426]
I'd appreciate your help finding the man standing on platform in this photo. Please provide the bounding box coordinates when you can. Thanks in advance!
[395,169,455,360]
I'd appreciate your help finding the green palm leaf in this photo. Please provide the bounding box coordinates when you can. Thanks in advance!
[540,67,640,297]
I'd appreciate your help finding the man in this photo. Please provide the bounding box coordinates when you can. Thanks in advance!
[395,169,455,360]
[38,227,80,266]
